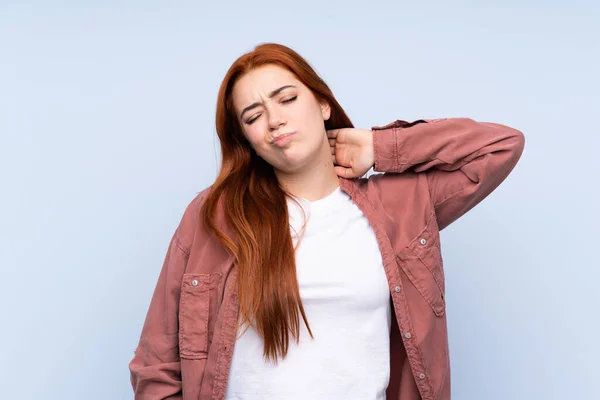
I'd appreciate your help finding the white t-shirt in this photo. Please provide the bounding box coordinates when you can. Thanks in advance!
[225,186,392,400]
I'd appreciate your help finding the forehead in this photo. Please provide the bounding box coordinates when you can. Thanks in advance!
[232,65,302,104]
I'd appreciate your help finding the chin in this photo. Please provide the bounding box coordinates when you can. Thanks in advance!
[272,151,313,174]
[264,141,323,174]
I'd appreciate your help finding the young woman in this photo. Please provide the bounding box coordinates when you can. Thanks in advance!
[129,43,525,400]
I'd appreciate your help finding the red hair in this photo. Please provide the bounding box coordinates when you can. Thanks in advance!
[201,43,353,363]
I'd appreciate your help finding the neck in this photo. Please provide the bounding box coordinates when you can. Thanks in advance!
[274,141,340,202]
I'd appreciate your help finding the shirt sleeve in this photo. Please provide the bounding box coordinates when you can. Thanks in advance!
[372,117,525,230]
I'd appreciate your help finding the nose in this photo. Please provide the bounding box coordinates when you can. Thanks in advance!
[267,107,286,131]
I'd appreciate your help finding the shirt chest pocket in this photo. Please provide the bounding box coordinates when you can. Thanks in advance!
[179,273,221,359]
[397,214,446,317]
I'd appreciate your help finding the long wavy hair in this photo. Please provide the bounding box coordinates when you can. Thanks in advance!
[200,43,354,363]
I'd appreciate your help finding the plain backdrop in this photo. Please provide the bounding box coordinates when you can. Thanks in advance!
[1,1,598,399]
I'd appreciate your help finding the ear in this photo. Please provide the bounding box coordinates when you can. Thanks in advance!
[320,100,331,121]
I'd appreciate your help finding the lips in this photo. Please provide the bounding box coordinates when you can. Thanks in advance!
[272,131,296,147]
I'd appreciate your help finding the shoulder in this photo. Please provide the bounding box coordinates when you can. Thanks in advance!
[358,171,427,202]
[353,171,434,229]
[174,185,214,254]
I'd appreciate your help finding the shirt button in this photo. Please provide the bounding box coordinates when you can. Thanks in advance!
[419,373,426,379]
[405,332,412,339]
[191,279,198,286]
[420,238,427,245]
[394,286,401,293]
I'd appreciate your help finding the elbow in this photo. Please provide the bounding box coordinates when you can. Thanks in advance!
[507,127,525,166]
[482,121,526,162]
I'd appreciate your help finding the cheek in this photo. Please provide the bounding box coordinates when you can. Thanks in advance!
[243,126,265,147]
[300,100,326,129]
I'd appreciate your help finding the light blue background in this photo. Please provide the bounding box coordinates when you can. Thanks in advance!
[1,1,598,399]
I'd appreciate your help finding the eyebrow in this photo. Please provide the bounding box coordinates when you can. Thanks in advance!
[239,85,297,119]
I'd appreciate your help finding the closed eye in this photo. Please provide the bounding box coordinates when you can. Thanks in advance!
[245,96,298,125]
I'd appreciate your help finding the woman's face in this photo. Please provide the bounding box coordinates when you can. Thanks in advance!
[232,64,331,174]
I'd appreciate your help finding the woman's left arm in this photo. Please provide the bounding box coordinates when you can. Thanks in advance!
[372,118,525,229]
[329,118,525,230]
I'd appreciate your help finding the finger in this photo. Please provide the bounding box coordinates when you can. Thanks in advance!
[334,166,356,179]
[326,129,338,139]
[330,146,335,155]
[328,138,336,147]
